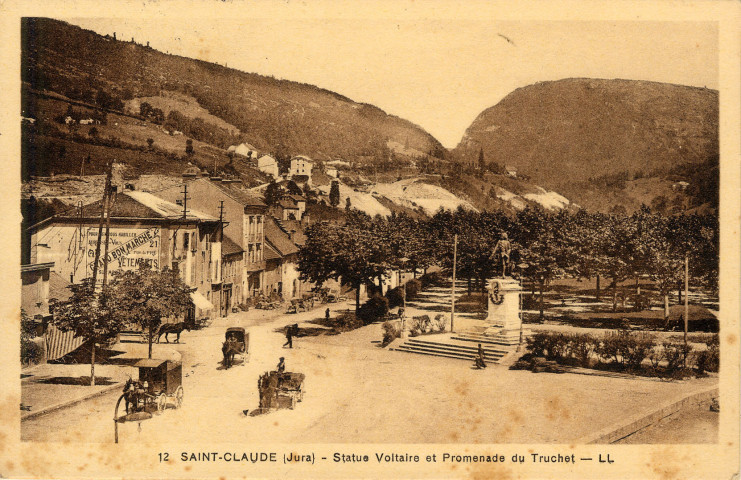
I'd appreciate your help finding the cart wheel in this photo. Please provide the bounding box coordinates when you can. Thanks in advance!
[157,394,167,412]
[175,386,184,408]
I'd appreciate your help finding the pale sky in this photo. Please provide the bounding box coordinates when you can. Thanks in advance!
[68,18,718,148]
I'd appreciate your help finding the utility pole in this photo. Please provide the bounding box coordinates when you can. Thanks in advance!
[77,201,84,250]
[217,200,229,317]
[89,159,112,387]
[101,180,115,288]
[181,184,189,219]
[91,160,113,287]
[450,234,458,333]
[684,255,689,347]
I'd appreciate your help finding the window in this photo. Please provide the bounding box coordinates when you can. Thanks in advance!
[191,232,197,251]
[183,232,189,251]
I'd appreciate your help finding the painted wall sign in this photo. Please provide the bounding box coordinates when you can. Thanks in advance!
[86,227,161,276]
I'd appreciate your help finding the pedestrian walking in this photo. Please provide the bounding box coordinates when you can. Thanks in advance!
[277,357,285,373]
[473,343,487,369]
[283,326,293,348]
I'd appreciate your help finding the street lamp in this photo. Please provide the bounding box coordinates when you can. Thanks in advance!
[398,257,409,334]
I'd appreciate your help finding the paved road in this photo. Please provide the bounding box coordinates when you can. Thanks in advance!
[21,301,353,443]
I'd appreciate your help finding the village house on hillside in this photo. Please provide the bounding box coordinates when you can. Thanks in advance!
[257,154,279,179]
[289,155,313,184]
[154,176,268,310]
[27,191,222,320]
[228,142,259,159]
[270,194,306,222]
[505,165,518,178]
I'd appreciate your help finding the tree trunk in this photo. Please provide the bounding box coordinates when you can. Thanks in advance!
[612,280,618,312]
[635,276,640,295]
[677,284,682,304]
[355,285,360,312]
[595,274,601,301]
[664,294,670,320]
[148,327,153,359]
[467,277,472,295]
[90,341,96,386]
[539,279,545,320]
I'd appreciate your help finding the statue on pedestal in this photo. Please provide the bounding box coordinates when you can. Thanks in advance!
[491,232,512,277]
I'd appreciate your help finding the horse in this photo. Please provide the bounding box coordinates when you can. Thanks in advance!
[222,338,241,369]
[156,322,190,343]
[122,377,144,414]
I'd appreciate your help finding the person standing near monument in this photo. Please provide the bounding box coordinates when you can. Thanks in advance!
[491,232,512,277]
[473,344,487,369]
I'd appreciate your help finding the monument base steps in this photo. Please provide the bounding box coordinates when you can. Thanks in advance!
[391,337,509,363]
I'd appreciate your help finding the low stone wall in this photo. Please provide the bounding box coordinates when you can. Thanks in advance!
[576,385,719,444]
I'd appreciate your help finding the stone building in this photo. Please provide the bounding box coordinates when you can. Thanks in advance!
[28,191,222,319]
[154,177,267,304]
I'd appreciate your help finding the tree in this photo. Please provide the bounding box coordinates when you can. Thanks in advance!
[89,127,99,138]
[264,181,282,206]
[345,197,352,211]
[185,139,194,156]
[108,264,193,359]
[329,180,340,208]
[285,180,303,196]
[50,279,124,385]
[478,147,486,171]
[140,101,153,118]
[298,212,389,311]
[146,138,154,149]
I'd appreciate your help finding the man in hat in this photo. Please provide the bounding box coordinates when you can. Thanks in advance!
[492,232,512,277]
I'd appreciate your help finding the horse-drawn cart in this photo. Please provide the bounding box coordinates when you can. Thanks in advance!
[113,359,183,442]
[116,359,183,418]
[257,371,305,410]
[222,327,248,368]
[135,359,184,411]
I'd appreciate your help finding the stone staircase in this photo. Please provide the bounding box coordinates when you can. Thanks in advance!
[451,331,526,347]
[391,336,510,363]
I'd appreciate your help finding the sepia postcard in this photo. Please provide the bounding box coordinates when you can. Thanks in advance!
[1,1,739,479]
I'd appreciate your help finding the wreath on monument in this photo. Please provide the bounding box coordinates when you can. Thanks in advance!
[489,280,504,305]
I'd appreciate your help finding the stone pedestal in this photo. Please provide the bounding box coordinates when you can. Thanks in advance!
[483,277,525,345]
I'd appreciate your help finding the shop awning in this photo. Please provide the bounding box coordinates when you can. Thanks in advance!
[190,291,214,311]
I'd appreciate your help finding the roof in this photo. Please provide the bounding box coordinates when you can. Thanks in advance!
[125,191,217,220]
[222,235,243,256]
[49,272,72,303]
[208,180,266,208]
[264,216,299,257]
[264,242,281,261]
[279,219,307,246]
[21,262,55,273]
[134,358,170,368]
[287,194,306,203]
[291,155,313,163]
[51,191,218,224]
[278,199,300,210]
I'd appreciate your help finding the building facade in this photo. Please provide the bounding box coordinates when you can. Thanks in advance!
[28,191,222,319]
[154,177,267,304]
